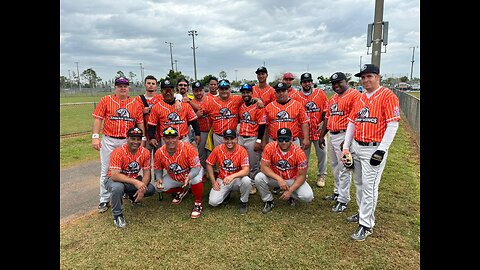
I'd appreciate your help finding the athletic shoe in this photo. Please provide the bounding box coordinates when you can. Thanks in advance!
[346,213,360,223]
[287,197,296,207]
[239,201,248,214]
[113,214,127,228]
[351,225,372,241]
[191,203,203,219]
[272,187,281,195]
[262,200,274,214]
[98,202,109,213]
[249,186,257,195]
[316,175,326,187]
[323,193,338,201]
[128,195,141,208]
[331,202,347,212]
[172,188,189,204]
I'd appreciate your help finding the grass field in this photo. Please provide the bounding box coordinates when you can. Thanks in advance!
[60,119,420,269]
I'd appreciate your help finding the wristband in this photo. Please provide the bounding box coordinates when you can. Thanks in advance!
[92,133,99,139]
[256,139,262,143]
[142,136,147,141]
[174,93,183,101]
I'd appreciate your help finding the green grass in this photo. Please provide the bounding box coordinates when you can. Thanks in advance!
[408,91,420,99]
[60,135,101,168]
[60,120,420,269]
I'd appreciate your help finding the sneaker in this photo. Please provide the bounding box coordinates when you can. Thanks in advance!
[351,225,372,241]
[323,193,338,201]
[128,195,141,208]
[239,201,248,214]
[346,213,360,223]
[250,186,257,195]
[331,202,347,212]
[272,187,281,195]
[191,203,203,219]
[316,175,326,187]
[98,202,109,213]
[172,188,189,204]
[261,200,274,214]
[287,197,296,207]
[113,214,127,228]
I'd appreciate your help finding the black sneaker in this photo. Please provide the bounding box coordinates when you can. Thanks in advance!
[346,213,359,223]
[272,187,281,195]
[262,200,274,214]
[331,202,347,212]
[323,193,338,201]
[98,202,109,213]
[128,195,141,208]
[172,188,189,204]
[287,197,295,207]
[351,225,372,241]
[239,201,248,214]
[113,214,127,228]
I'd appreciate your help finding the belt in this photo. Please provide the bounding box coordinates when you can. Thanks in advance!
[241,135,253,138]
[330,130,346,135]
[355,140,380,146]
[107,135,126,139]
[271,137,298,141]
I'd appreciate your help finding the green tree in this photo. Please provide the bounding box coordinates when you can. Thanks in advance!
[116,71,126,78]
[60,75,68,88]
[200,74,215,86]
[399,76,409,82]
[219,71,227,79]
[128,72,136,83]
[82,68,102,88]
[317,75,330,85]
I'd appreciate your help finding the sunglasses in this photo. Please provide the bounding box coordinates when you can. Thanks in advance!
[277,137,291,143]
[164,128,177,135]
[219,81,230,87]
[219,87,230,90]
[178,84,188,87]
[115,78,129,84]
[129,128,142,135]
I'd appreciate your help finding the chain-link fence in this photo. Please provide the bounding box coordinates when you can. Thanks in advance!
[392,89,420,146]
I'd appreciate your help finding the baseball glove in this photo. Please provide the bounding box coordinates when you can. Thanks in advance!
[342,152,354,169]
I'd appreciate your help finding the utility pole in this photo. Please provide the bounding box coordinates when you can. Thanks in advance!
[409,46,418,80]
[139,63,144,83]
[68,69,72,88]
[371,0,385,67]
[359,56,363,69]
[174,60,178,72]
[165,42,174,71]
[75,62,82,92]
[235,69,238,82]
[188,30,198,80]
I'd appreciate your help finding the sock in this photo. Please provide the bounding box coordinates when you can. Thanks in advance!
[190,182,203,204]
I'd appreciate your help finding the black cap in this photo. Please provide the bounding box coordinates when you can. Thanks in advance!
[300,73,313,82]
[161,79,175,89]
[239,83,253,92]
[355,64,380,77]
[255,66,268,74]
[163,127,179,137]
[192,81,203,89]
[127,127,143,137]
[329,72,347,83]
[277,128,292,139]
[115,76,130,86]
[273,81,288,91]
[223,129,237,139]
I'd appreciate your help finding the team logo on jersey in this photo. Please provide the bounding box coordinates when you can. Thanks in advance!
[276,159,291,171]
[168,163,189,175]
[222,159,239,172]
[329,103,344,116]
[215,107,236,120]
[165,112,185,125]
[240,111,256,124]
[274,110,294,123]
[121,161,140,175]
[393,106,400,117]
[355,107,377,123]
[305,101,320,113]
[110,108,134,122]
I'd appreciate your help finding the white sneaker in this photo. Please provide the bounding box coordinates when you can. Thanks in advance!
[316,175,326,187]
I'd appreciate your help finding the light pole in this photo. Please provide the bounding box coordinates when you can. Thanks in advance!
[165,42,174,71]
[139,63,144,83]
[68,69,72,88]
[359,56,363,69]
[188,30,198,80]
[75,62,82,92]
[235,69,238,82]
[174,59,178,72]
[409,46,418,80]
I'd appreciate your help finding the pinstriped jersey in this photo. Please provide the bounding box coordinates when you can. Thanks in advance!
[291,88,328,140]
[201,95,243,135]
[134,94,163,140]
[148,100,198,138]
[108,144,150,178]
[261,141,308,180]
[191,96,212,132]
[348,86,401,142]
[154,141,201,183]
[206,144,249,180]
[252,84,276,105]
[92,95,144,137]
[238,103,266,137]
[264,99,309,139]
[326,88,361,131]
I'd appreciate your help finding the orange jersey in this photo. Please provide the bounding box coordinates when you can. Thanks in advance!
[238,103,266,137]
[92,95,144,138]
[154,141,201,183]
[252,84,276,105]
[206,144,249,180]
[201,95,243,135]
[108,144,150,178]
[191,96,212,132]
[287,88,297,97]
[148,100,198,138]
[325,88,361,131]
[134,94,163,140]
[348,86,401,142]
[261,141,308,180]
[264,99,309,139]
[291,88,328,140]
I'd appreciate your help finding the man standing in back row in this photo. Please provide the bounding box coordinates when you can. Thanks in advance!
[341,64,401,241]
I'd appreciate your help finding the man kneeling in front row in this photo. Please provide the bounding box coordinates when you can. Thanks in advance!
[255,127,314,213]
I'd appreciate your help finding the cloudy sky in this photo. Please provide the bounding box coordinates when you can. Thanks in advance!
[60,0,420,84]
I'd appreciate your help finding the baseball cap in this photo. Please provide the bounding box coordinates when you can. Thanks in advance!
[255,66,268,74]
[329,72,347,83]
[277,128,292,139]
[163,127,179,137]
[355,64,380,77]
[223,129,237,139]
[283,72,295,79]
[218,79,230,88]
[239,83,253,92]
[115,76,130,86]
[127,127,143,137]
[273,81,288,91]
[160,79,175,89]
[300,73,313,82]
[192,81,203,89]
